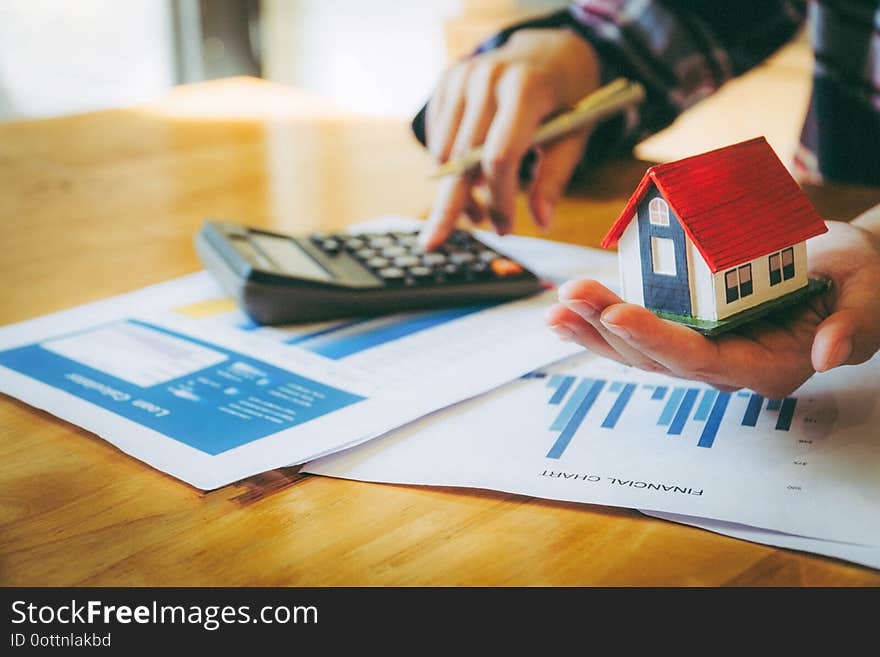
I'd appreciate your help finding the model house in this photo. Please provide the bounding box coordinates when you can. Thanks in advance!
[601,137,829,334]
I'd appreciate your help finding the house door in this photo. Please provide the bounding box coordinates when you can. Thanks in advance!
[637,190,692,317]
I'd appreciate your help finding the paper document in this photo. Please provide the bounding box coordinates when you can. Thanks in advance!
[0,218,613,489]
[306,351,880,550]
[640,511,880,570]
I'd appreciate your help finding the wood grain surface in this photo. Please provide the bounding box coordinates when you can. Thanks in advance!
[1,78,879,586]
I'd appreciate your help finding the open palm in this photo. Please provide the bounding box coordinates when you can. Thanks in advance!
[545,221,880,398]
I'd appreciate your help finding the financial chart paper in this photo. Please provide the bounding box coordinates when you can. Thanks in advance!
[0,218,612,489]
[307,351,880,550]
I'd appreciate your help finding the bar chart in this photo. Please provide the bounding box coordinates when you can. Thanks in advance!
[278,305,491,360]
[540,372,798,458]
[186,301,495,361]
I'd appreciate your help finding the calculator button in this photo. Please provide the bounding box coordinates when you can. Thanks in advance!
[309,232,330,244]
[378,267,406,280]
[450,252,476,265]
[441,263,464,280]
[467,261,490,278]
[448,230,470,245]
[381,245,407,258]
[320,239,340,253]
[407,265,433,281]
[422,253,446,266]
[368,236,394,249]
[367,257,390,269]
[393,255,420,268]
[344,237,365,250]
[490,258,524,277]
[479,250,499,263]
[397,235,419,247]
[355,248,377,260]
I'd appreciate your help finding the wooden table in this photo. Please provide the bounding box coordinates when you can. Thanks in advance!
[2,78,879,586]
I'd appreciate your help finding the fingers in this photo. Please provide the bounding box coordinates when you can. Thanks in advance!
[596,303,813,398]
[421,174,475,250]
[528,129,591,228]
[545,304,632,366]
[812,296,880,371]
[480,65,555,234]
[549,278,817,398]
[555,280,672,374]
[426,62,469,163]
[422,61,503,250]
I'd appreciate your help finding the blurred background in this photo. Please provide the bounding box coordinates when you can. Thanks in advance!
[0,0,566,122]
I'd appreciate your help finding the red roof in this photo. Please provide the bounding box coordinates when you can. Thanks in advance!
[601,137,827,273]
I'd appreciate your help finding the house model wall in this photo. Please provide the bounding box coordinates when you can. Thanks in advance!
[603,137,826,324]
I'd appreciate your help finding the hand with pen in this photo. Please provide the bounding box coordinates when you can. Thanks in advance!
[419,28,601,250]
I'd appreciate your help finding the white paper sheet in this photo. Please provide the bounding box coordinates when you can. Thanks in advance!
[306,351,880,549]
[640,511,880,570]
[1,218,615,489]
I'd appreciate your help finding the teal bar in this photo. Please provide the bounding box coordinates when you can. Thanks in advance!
[694,389,718,421]
[658,388,685,426]
[550,378,593,431]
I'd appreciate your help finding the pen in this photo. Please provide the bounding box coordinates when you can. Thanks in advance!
[430,78,646,179]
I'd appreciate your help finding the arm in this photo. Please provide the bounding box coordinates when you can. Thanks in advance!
[417,0,806,247]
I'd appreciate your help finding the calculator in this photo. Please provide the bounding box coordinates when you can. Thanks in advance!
[195,220,543,325]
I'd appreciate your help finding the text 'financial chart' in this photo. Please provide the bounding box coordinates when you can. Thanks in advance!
[526,372,799,458]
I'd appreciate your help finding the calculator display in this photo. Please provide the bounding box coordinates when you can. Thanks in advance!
[248,233,333,281]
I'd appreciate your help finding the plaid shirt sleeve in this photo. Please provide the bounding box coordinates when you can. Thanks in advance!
[413,0,880,187]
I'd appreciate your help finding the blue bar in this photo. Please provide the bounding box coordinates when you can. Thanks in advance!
[547,380,606,459]
[549,376,575,405]
[238,318,261,330]
[546,374,563,389]
[284,317,368,345]
[767,398,782,410]
[694,389,718,421]
[550,379,593,431]
[737,391,750,398]
[741,393,764,426]
[651,386,668,400]
[601,383,636,429]
[521,371,546,379]
[668,388,700,435]
[658,388,685,425]
[290,305,488,359]
[698,393,731,448]
[776,398,797,431]
[609,381,622,392]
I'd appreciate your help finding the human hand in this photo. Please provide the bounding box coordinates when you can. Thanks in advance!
[544,220,880,398]
[420,28,600,250]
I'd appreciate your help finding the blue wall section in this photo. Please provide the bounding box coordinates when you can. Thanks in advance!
[637,184,692,316]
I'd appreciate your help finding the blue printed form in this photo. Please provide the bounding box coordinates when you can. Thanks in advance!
[0,320,365,454]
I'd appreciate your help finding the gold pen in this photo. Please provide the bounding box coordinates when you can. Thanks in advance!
[430,78,646,179]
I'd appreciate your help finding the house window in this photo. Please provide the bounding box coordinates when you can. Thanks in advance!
[782,247,795,280]
[725,270,739,303]
[648,198,670,226]
[650,236,676,275]
[769,248,795,285]
[738,264,753,297]
[769,253,782,286]
[724,265,753,304]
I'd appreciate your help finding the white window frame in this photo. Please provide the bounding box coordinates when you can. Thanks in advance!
[648,198,670,226]
[650,236,676,276]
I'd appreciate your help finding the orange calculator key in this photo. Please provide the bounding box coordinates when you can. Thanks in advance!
[491,258,524,277]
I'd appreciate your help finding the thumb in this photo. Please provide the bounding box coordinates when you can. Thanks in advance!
[812,307,880,373]
[527,129,591,228]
